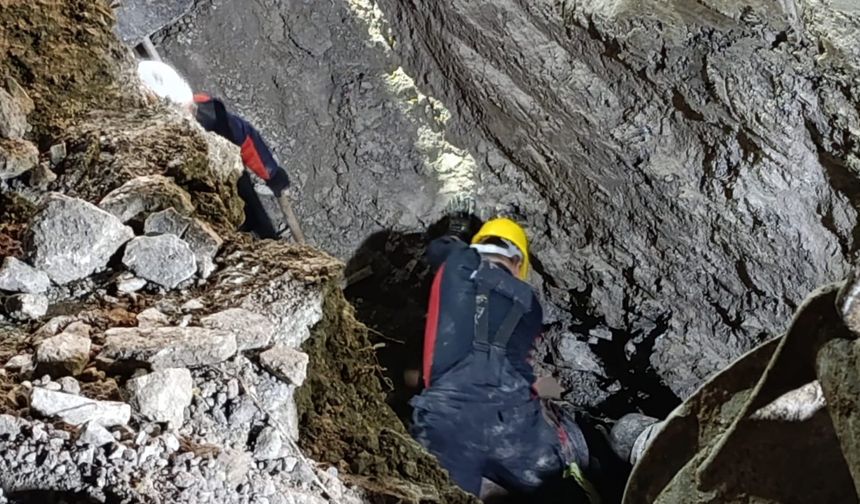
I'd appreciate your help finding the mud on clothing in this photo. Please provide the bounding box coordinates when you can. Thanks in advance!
[194,94,290,238]
[411,237,589,496]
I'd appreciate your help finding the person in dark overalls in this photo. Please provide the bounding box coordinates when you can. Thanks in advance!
[410,217,594,500]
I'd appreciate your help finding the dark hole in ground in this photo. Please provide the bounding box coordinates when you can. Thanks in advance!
[344,216,680,503]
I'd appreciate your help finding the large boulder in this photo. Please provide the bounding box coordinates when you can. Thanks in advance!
[98,174,195,224]
[125,368,193,429]
[98,326,237,370]
[30,387,130,427]
[0,139,39,180]
[0,257,50,294]
[122,234,197,289]
[144,208,223,279]
[29,194,134,285]
[34,331,92,377]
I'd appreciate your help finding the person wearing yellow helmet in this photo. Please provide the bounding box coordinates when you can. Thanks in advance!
[410,216,592,500]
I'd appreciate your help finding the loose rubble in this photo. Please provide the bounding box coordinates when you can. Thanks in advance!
[0,138,39,180]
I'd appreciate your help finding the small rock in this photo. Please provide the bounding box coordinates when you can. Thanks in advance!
[49,142,67,166]
[259,345,309,386]
[98,175,194,224]
[5,293,48,320]
[99,326,237,370]
[0,77,34,139]
[122,235,197,289]
[30,194,134,285]
[57,376,81,395]
[136,308,171,328]
[30,388,130,427]
[29,161,57,187]
[64,322,91,338]
[0,257,50,294]
[117,276,147,294]
[181,299,205,312]
[253,426,284,461]
[125,368,193,430]
[35,331,92,377]
[0,414,27,438]
[145,208,224,279]
[5,354,34,374]
[0,138,39,180]
[201,308,275,351]
[44,381,61,391]
[78,421,115,447]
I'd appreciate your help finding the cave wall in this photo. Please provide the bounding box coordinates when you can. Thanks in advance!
[156,0,860,402]
[365,0,860,398]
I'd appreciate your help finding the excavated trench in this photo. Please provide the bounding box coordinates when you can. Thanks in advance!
[152,0,860,499]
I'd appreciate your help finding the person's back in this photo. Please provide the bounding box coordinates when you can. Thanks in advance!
[411,219,590,498]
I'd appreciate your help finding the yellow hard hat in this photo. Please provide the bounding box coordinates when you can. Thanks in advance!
[471,218,529,279]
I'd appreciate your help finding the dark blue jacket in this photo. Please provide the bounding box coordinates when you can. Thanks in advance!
[194,94,290,196]
[422,236,543,389]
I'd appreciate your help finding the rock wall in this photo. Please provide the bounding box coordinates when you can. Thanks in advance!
[158,0,860,404]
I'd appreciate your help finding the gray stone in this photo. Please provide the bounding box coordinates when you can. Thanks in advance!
[181,299,205,312]
[0,257,51,294]
[77,421,115,447]
[0,76,34,139]
[30,194,134,285]
[259,345,308,386]
[117,275,147,294]
[145,208,223,279]
[136,308,171,328]
[4,354,34,374]
[98,175,195,224]
[0,414,27,438]
[0,138,39,180]
[5,293,48,321]
[57,376,81,395]
[201,308,275,351]
[253,426,283,461]
[35,331,91,377]
[30,387,130,427]
[99,326,237,370]
[49,142,67,166]
[126,368,193,429]
[122,235,197,289]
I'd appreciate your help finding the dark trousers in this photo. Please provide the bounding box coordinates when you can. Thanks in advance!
[236,171,280,239]
[411,397,576,497]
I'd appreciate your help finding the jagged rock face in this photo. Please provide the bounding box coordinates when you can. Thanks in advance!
[159,0,860,401]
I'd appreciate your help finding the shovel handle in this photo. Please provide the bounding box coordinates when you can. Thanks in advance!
[277,192,306,244]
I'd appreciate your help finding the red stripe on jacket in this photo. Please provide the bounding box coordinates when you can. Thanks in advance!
[241,136,270,180]
[423,265,446,388]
